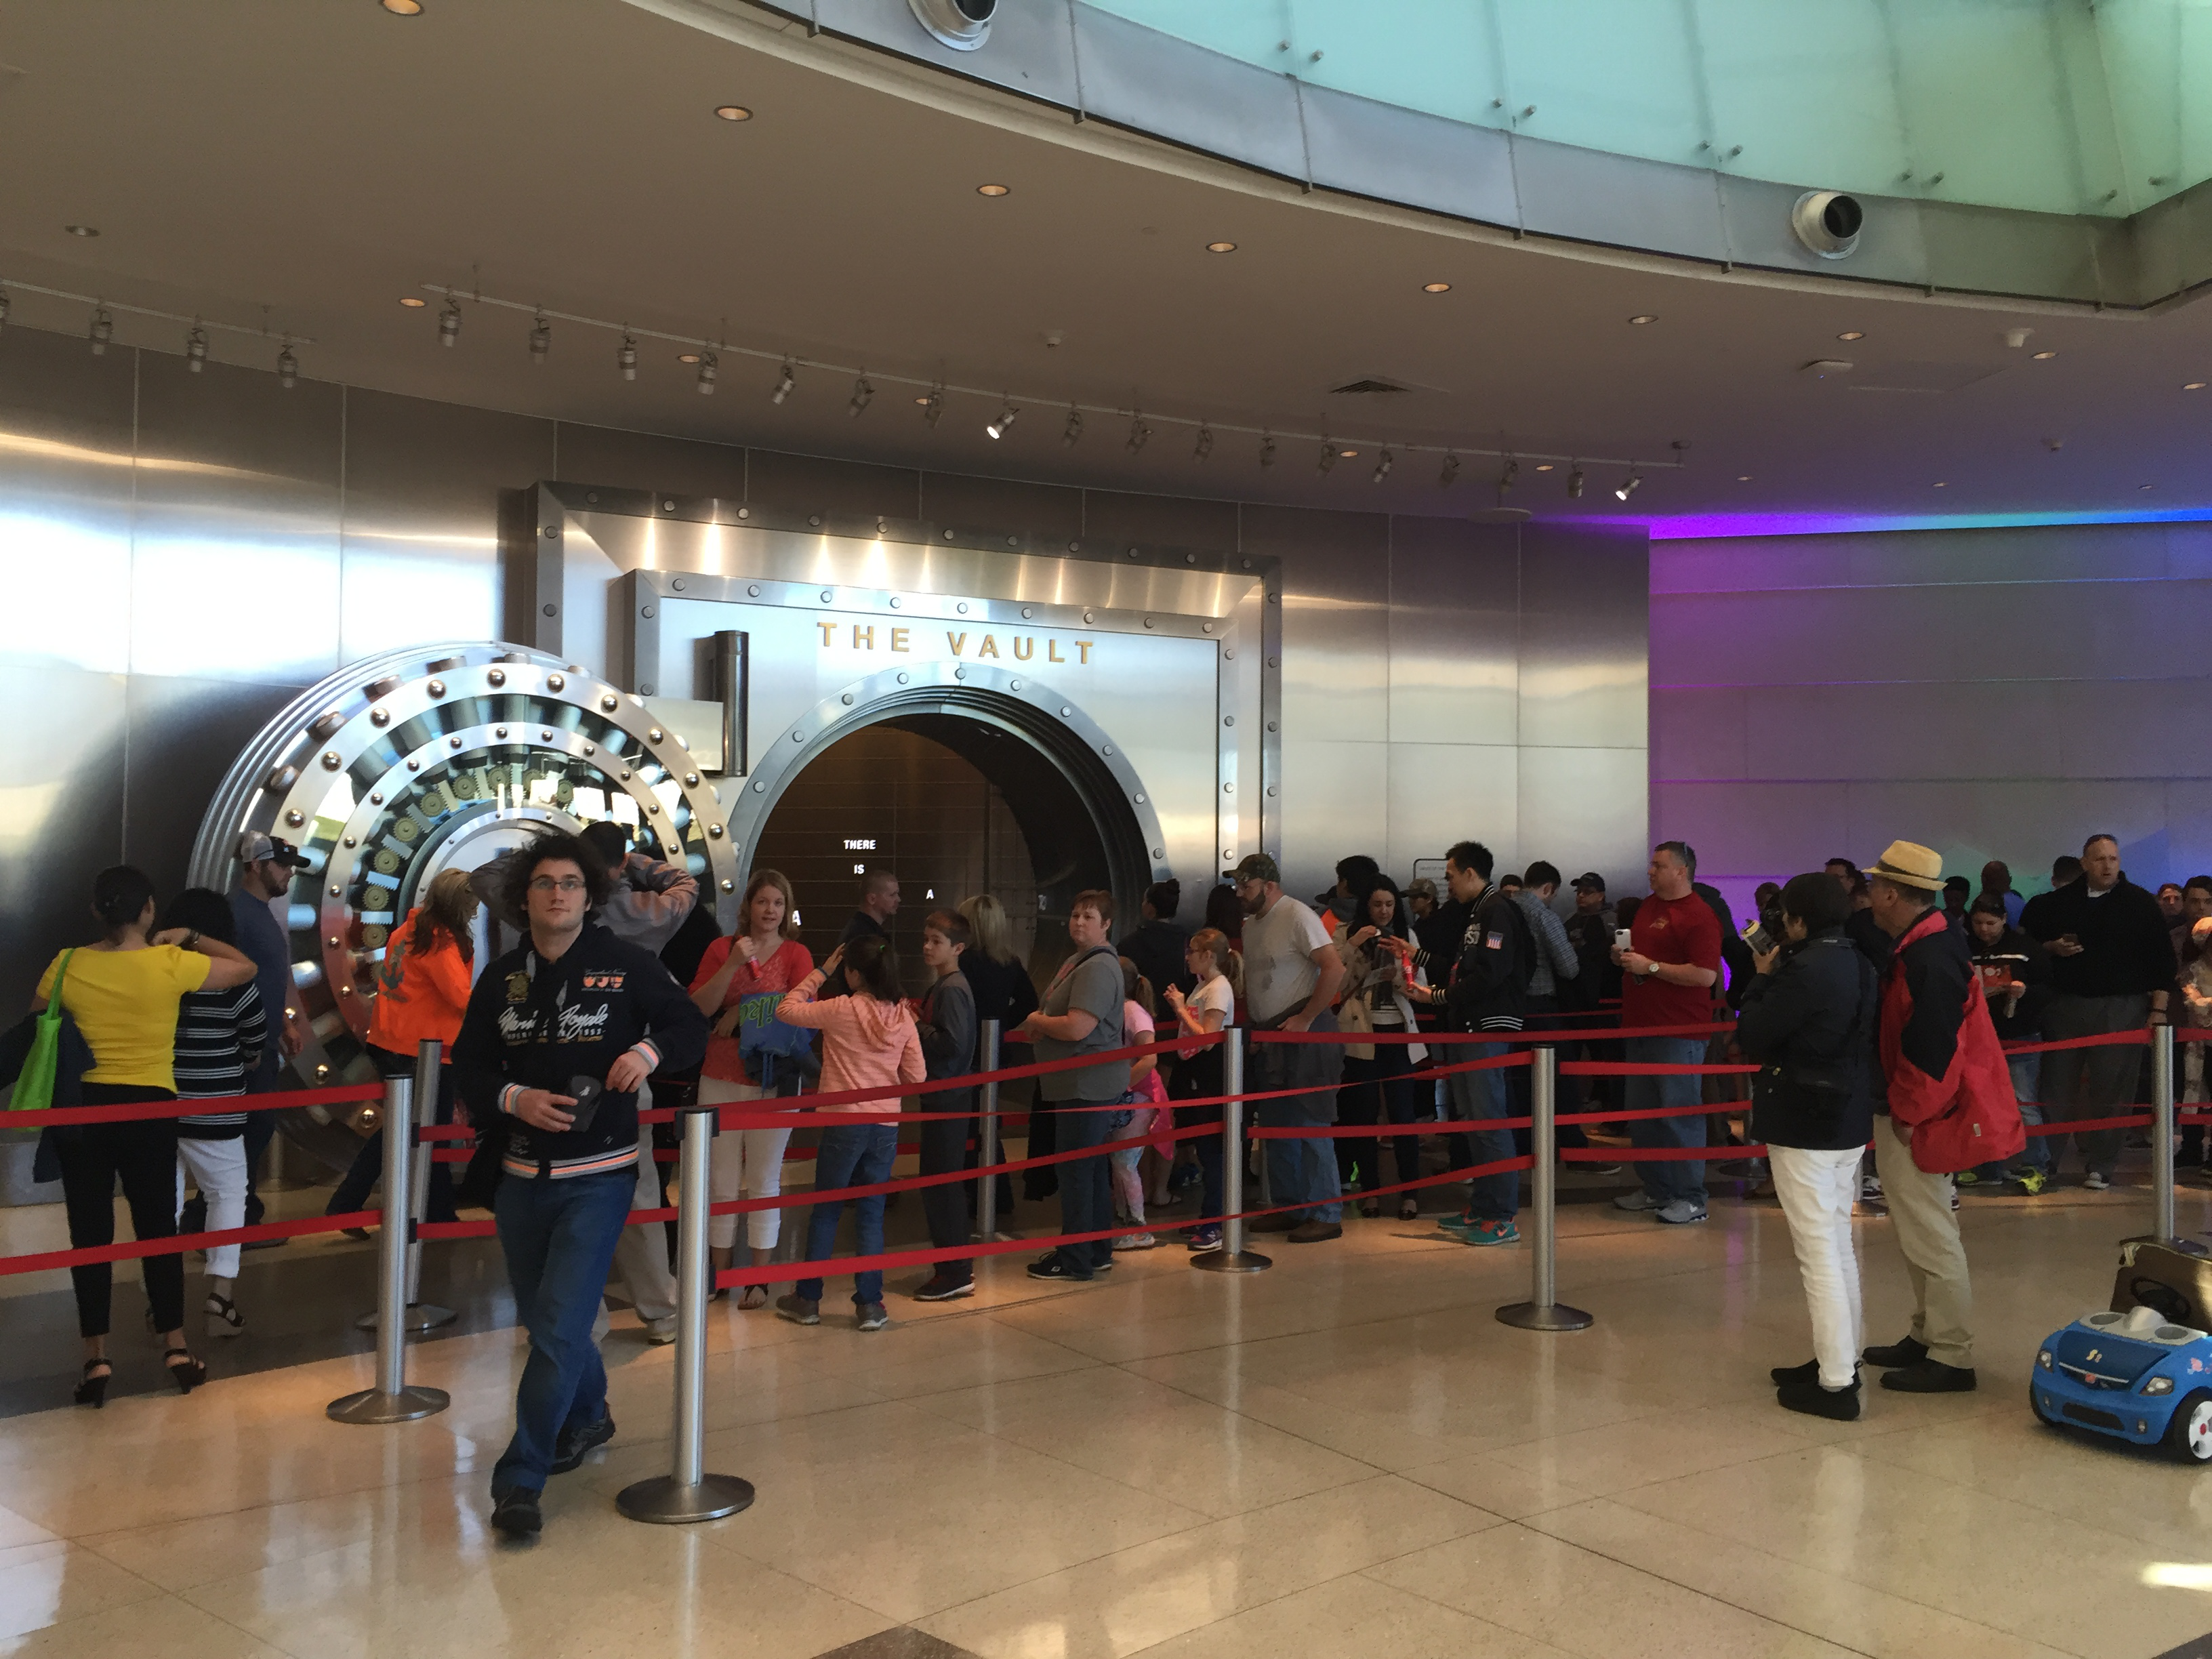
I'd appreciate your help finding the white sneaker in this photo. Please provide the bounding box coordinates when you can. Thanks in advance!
[1860,1175,1884,1202]
[2084,1170,2110,1191]
[1612,1190,1661,1212]
[1111,1233,1158,1252]
[642,1315,679,1345]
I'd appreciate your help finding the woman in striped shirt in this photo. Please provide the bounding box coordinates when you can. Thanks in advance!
[163,889,268,1339]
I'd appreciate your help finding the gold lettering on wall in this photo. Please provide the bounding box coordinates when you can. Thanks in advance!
[853,625,874,650]
[1013,636,1033,661]
[890,628,909,653]
[946,631,966,655]
[977,636,1000,659]
[818,621,837,647]
[819,627,1106,664]
[1049,640,1065,663]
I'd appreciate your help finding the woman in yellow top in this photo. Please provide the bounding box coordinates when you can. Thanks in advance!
[34,865,256,1406]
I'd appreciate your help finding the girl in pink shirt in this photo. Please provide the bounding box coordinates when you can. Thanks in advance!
[1111,964,1168,1250]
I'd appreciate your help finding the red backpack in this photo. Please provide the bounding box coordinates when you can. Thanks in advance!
[1880,912,2026,1174]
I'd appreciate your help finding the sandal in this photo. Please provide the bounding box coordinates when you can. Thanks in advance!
[736,1284,768,1311]
[204,1293,246,1340]
[74,1358,111,1409]
[163,1346,207,1394]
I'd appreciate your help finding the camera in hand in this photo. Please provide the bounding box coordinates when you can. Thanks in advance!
[1742,906,1786,956]
[565,1074,606,1135]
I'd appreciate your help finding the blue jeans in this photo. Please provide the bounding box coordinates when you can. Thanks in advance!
[1978,1052,2047,1179]
[1048,1098,1119,1272]
[492,1166,636,1496]
[798,1123,899,1305]
[1445,1044,1521,1222]
[1625,1036,1708,1206]
[1251,1014,1345,1225]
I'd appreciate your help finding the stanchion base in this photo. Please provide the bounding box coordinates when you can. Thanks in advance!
[1191,1249,1273,1274]
[1495,1300,1594,1332]
[616,1473,754,1524]
[353,1303,457,1334]
[325,1385,451,1424]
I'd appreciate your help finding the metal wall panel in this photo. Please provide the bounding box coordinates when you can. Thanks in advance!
[1518,746,1648,895]
[131,352,343,687]
[1649,686,1748,783]
[554,421,747,500]
[1071,7,1310,184]
[1385,740,1517,879]
[1385,517,1518,749]
[338,388,550,662]
[1300,83,1519,227]
[920,473,1084,539]
[1286,735,1393,888]
[743,450,922,520]
[1082,489,1240,554]
[122,674,295,906]
[1519,520,1647,750]
[0,663,127,1016]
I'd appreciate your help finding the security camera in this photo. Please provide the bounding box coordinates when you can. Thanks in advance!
[908,0,994,50]
[1790,191,1863,260]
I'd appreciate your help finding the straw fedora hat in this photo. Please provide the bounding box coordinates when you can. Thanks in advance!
[1866,840,1944,892]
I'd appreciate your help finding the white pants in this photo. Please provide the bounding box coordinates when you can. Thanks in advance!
[605,1080,678,1324]
[176,1136,248,1281]
[699,1076,794,1252]
[1768,1144,1864,1391]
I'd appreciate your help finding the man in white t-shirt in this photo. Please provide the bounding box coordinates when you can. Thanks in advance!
[1233,854,1347,1243]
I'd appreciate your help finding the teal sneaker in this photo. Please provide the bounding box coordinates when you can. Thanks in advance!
[1458,1220,1520,1247]
[1433,1214,1476,1236]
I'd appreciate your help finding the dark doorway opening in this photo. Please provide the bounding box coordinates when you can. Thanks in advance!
[751,716,1117,989]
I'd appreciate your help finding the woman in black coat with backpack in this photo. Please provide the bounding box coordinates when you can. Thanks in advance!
[1735,872,1878,1423]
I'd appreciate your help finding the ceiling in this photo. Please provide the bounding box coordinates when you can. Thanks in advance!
[3,0,2210,533]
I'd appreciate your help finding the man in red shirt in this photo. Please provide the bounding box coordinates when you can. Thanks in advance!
[1612,841,1724,1224]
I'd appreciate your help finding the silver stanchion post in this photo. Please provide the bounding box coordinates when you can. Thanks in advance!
[328,1069,451,1422]
[356,1038,457,1334]
[619,1104,754,1523]
[2153,1022,2178,1244]
[1193,1029,1271,1274]
[1496,1046,1592,1332]
[975,1019,1002,1244]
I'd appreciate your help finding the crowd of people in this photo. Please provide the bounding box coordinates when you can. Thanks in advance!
[12,815,2196,1525]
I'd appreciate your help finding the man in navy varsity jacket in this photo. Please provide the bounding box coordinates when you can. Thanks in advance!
[453,832,708,1538]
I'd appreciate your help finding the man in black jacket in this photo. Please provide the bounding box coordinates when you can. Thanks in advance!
[1963,897,2053,1191]
[2021,834,2174,1189]
[452,834,709,1539]
[1410,840,1532,1248]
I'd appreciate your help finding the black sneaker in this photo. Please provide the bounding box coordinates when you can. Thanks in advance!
[1771,1357,1860,1387]
[1025,1250,1092,1282]
[1860,1334,1928,1369]
[549,1413,615,1475]
[1879,1358,1977,1393]
[1777,1374,1861,1420]
[489,1488,543,1538]
[912,1273,974,1302]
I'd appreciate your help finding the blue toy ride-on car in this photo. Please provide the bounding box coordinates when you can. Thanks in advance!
[2032,1305,2212,1461]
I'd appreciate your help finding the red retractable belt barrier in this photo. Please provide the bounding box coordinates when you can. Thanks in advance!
[7,1081,384,1128]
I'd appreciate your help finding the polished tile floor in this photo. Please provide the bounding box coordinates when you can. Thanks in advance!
[3,1173,2210,1659]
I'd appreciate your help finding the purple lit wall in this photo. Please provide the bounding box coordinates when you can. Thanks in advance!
[1647,520,2212,924]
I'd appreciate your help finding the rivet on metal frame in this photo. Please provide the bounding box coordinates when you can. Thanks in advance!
[548,673,566,692]
[369,792,384,805]
[684,773,699,787]
[708,823,723,838]
[407,759,420,772]
[601,695,618,712]
[344,836,358,848]
[494,726,508,739]
[583,743,596,756]
[370,708,391,727]
[426,680,446,698]
[449,736,464,750]
[329,884,341,896]
[619,769,632,781]
[322,750,342,769]
[721,878,735,891]
[285,808,305,826]
[649,728,664,743]
[487,668,506,687]
[327,936,341,948]
[541,729,553,741]
[646,801,659,814]
[897,673,909,684]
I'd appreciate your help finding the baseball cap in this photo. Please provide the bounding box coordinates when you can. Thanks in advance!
[1571,872,1606,893]
[234,830,310,869]
[1231,852,1280,886]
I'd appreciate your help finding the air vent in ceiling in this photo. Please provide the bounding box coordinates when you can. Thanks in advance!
[1328,377,1410,396]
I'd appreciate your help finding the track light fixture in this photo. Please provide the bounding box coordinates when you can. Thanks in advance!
[89,306,112,356]
[617,332,637,380]
[848,374,874,416]
[1318,439,1338,474]
[919,385,944,427]
[1439,453,1460,487]
[438,298,461,346]
[186,323,209,373]
[0,291,10,332]
[1614,466,1642,501]
[277,342,298,389]
[1193,424,1214,462]
[1568,462,1586,499]
[529,311,551,364]
[1257,432,1276,470]
[1372,449,1394,484]
[770,360,795,404]
[1062,406,1083,447]
[987,400,1019,439]
[1126,413,1151,454]
[697,351,718,394]
[1498,456,1519,494]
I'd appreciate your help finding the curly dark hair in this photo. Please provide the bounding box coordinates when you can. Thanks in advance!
[499,832,611,922]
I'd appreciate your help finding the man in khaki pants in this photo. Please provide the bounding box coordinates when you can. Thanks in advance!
[1858,841,1978,1393]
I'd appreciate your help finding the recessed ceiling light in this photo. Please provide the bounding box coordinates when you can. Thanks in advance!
[1422,282,1452,293]
[676,352,701,364]
[1933,480,1948,488]
[1837,330,1864,341]
[398,296,426,308]
[2032,350,2058,360]
[1206,241,1237,253]
[713,104,752,121]
[64,224,98,237]
[380,0,423,14]
[976,183,1010,197]
[1628,313,1657,325]
[1338,448,1359,458]
[2188,382,2209,391]
[1738,474,1752,481]
[1534,463,1553,472]
[2139,483,2154,490]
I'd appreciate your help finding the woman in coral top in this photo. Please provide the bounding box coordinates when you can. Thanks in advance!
[331,869,478,1227]
[689,870,814,1308]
